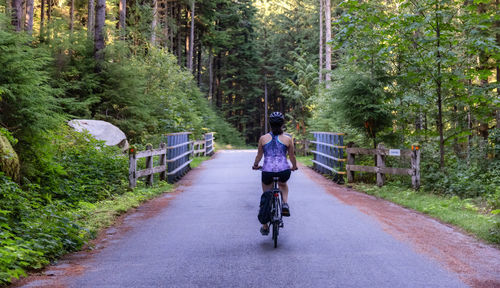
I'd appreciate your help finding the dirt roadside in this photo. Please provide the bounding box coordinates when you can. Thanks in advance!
[300,164,500,288]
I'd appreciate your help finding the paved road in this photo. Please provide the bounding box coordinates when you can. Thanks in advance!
[53,151,467,287]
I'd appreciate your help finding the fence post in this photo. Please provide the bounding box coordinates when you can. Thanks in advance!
[205,133,213,156]
[183,133,190,175]
[411,146,421,189]
[347,142,355,183]
[145,144,153,186]
[159,142,166,182]
[376,143,385,187]
[167,135,174,183]
[128,147,137,188]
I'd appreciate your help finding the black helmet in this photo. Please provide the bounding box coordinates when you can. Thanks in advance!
[269,111,284,125]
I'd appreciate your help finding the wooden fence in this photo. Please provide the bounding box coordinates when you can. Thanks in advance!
[128,132,215,188]
[346,143,421,189]
[192,133,214,157]
[310,132,346,183]
[294,139,310,156]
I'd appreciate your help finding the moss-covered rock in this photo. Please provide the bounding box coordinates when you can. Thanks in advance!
[0,134,20,182]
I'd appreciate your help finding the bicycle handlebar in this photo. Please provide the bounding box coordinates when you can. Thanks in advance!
[252,166,297,171]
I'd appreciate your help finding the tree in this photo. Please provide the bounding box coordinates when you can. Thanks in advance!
[88,0,95,38]
[119,0,126,38]
[188,0,195,72]
[278,52,318,138]
[334,73,392,149]
[324,0,331,86]
[10,0,21,31]
[94,0,105,62]
[319,0,323,84]
[24,0,34,33]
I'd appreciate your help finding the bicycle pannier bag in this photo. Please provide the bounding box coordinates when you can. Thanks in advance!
[258,191,273,224]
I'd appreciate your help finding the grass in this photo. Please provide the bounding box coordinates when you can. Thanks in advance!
[294,154,499,244]
[214,142,254,150]
[353,183,499,244]
[296,155,313,167]
[191,156,210,168]
[73,182,174,238]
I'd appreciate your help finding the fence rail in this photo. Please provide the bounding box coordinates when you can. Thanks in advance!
[346,143,421,189]
[128,132,215,188]
[310,132,346,183]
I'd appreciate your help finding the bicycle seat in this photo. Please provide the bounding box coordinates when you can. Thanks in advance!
[273,177,280,181]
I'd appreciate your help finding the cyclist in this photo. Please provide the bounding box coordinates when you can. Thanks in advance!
[252,111,298,235]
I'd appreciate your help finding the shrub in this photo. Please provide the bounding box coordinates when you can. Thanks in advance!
[0,173,85,284]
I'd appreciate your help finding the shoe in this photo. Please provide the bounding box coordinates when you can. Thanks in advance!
[260,226,269,236]
[282,203,290,217]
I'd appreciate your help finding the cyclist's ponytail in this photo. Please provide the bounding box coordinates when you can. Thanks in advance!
[270,123,283,135]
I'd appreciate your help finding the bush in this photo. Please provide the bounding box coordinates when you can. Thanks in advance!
[50,126,128,203]
[0,173,85,285]
[422,141,500,203]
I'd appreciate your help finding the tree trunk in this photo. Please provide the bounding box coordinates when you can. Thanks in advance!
[197,39,202,85]
[163,0,168,48]
[185,8,189,66]
[119,0,126,39]
[188,0,195,72]
[216,52,222,108]
[324,0,332,87]
[40,0,45,37]
[151,0,158,45]
[208,52,213,103]
[497,0,500,158]
[264,76,268,133]
[176,4,181,65]
[88,0,95,38]
[47,0,50,21]
[94,0,106,63]
[435,3,445,168]
[69,0,74,33]
[11,0,22,31]
[319,0,323,84]
[24,0,34,33]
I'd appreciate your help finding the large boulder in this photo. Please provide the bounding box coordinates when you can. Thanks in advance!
[68,120,129,152]
[0,134,20,182]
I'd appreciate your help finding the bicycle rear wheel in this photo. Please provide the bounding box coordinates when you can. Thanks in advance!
[272,221,278,248]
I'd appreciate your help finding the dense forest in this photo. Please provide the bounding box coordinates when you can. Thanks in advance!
[0,0,499,284]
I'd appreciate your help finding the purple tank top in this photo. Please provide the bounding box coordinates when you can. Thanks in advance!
[262,133,290,172]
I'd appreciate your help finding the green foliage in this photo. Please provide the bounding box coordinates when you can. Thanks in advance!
[50,126,128,203]
[0,173,84,284]
[422,141,500,200]
[0,18,65,180]
[331,72,392,147]
[278,51,317,138]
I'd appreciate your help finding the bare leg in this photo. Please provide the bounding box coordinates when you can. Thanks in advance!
[262,183,272,192]
[279,182,289,203]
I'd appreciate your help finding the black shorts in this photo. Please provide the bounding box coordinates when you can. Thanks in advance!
[262,169,291,185]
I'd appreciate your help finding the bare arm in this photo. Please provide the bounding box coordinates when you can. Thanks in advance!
[288,137,298,171]
[252,137,264,169]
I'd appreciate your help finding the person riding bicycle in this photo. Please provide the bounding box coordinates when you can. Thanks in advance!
[252,111,298,235]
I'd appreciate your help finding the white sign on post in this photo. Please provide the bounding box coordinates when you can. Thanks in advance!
[389,149,401,156]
